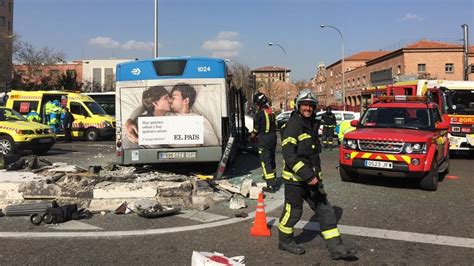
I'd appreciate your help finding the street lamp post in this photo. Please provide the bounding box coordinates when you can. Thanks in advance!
[268,42,288,110]
[320,24,346,111]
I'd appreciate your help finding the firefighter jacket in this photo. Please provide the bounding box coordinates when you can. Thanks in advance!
[26,111,41,123]
[321,112,337,127]
[281,112,322,185]
[252,107,276,136]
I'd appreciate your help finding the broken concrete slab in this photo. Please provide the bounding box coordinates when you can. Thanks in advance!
[249,186,262,199]
[48,165,87,173]
[229,196,247,210]
[93,182,158,199]
[156,180,193,198]
[216,180,241,194]
[0,183,24,200]
[240,179,253,197]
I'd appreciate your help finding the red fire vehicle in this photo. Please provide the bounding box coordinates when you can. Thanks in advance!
[339,95,450,191]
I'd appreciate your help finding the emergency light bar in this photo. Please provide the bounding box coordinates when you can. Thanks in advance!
[376,95,427,102]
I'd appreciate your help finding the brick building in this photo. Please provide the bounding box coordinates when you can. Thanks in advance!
[0,0,13,92]
[251,65,295,111]
[312,40,474,111]
[13,61,84,90]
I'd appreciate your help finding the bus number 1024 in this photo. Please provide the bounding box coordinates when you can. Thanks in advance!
[197,66,211,72]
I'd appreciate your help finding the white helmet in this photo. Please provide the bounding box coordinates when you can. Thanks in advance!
[295,89,318,108]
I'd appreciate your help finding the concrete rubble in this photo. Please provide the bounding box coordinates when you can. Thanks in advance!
[0,157,266,214]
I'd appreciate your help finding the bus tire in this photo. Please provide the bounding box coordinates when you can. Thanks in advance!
[0,135,16,156]
[85,128,99,141]
[420,160,438,191]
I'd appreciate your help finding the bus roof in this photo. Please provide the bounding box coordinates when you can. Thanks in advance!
[116,56,227,81]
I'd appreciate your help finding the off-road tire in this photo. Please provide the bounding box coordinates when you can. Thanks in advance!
[340,164,359,182]
[420,160,439,191]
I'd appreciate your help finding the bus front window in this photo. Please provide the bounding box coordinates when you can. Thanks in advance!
[84,102,107,115]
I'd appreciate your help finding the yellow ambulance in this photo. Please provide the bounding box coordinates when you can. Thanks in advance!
[6,90,116,141]
[0,106,56,156]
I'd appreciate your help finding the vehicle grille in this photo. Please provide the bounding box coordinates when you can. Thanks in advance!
[35,129,50,134]
[358,140,404,153]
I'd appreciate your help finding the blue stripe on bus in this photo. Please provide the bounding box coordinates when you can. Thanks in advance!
[116,57,226,81]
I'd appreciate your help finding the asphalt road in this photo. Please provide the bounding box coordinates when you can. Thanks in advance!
[1,140,473,264]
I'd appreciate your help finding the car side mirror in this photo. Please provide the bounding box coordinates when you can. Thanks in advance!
[350,120,359,127]
[435,121,449,130]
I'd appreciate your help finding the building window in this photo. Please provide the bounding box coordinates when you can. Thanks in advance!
[330,70,333,77]
[0,0,5,6]
[397,65,401,74]
[92,68,102,89]
[49,70,60,76]
[0,16,5,27]
[33,70,43,77]
[445,63,454,73]
[418,64,426,73]
[66,70,76,77]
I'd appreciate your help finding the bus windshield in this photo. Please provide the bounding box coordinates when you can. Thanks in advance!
[84,102,107,115]
[360,107,432,130]
[448,90,474,115]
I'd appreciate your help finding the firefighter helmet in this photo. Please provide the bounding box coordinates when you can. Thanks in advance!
[253,92,269,106]
[295,89,318,107]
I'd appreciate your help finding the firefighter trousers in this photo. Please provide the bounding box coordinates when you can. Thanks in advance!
[258,133,277,186]
[322,126,335,146]
[278,183,341,242]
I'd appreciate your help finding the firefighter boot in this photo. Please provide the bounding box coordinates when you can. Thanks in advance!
[279,232,305,255]
[326,237,357,260]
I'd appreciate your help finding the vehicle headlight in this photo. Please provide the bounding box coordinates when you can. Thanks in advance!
[343,139,358,150]
[103,121,112,127]
[15,129,34,135]
[404,143,427,154]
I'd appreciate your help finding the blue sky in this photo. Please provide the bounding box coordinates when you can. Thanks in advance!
[14,0,473,81]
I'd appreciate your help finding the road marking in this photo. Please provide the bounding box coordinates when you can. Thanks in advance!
[48,220,103,231]
[266,217,474,249]
[177,211,228,223]
[0,190,473,250]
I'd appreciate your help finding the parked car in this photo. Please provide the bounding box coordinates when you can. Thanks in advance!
[276,111,293,129]
[0,107,56,156]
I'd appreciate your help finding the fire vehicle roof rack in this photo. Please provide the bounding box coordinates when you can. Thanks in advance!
[374,95,428,103]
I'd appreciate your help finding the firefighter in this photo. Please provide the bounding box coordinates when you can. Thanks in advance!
[278,88,356,259]
[248,92,278,192]
[49,103,62,133]
[321,106,337,150]
[44,100,55,124]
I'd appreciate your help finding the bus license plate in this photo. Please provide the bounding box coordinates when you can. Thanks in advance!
[159,151,196,159]
[365,160,393,169]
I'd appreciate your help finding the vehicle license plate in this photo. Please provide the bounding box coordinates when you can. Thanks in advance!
[38,138,52,143]
[365,160,393,169]
[159,151,196,159]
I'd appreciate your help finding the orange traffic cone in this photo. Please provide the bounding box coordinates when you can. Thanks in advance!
[250,192,271,237]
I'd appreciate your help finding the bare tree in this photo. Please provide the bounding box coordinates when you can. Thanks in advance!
[227,61,253,102]
[12,36,65,90]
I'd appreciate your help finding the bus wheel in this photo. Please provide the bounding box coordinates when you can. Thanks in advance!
[85,128,99,141]
[0,136,16,156]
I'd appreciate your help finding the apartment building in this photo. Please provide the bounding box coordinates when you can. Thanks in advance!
[251,65,294,111]
[0,0,13,92]
[313,40,474,111]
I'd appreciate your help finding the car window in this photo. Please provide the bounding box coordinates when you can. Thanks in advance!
[70,102,88,116]
[344,113,355,120]
[335,113,342,121]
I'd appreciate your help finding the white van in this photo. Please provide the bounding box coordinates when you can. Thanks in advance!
[315,110,360,135]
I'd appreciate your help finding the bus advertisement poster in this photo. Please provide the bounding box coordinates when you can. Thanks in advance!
[119,83,222,149]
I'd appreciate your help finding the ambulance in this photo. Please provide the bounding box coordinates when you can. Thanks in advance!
[6,90,116,141]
